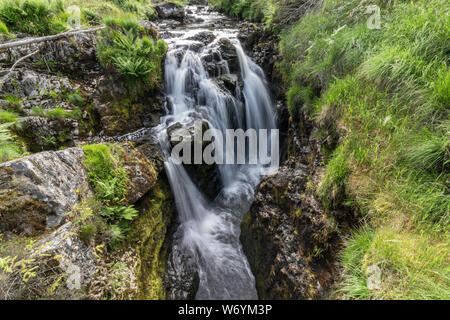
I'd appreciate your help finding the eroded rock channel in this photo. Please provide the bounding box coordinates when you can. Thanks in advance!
[0,2,338,300]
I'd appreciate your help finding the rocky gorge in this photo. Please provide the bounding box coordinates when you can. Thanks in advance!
[0,1,329,300]
[0,0,426,301]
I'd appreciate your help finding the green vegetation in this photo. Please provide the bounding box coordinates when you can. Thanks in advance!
[0,123,27,163]
[0,0,68,35]
[97,14,167,94]
[128,179,174,300]
[0,95,26,162]
[276,0,449,299]
[0,110,18,123]
[0,20,9,34]
[82,144,139,246]
[31,105,81,120]
[210,0,276,24]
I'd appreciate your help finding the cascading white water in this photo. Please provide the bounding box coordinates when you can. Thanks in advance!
[154,5,277,299]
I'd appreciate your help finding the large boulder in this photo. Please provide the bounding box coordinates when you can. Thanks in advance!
[154,2,185,21]
[32,222,96,294]
[120,142,158,205]
[240,163,339,299]
[0,147,91,235]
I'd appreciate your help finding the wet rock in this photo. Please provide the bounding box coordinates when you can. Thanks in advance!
[164,228,199,299]
[217,38,239,73]
[134,134,165,175]
[216,73,240,93]
[167,119,209,148]
[0,147,91,234]
[154,2,185,21]
[166,119,221,199]
[237,22,281,94]
[201,48,230,78]
[240,163,339,299]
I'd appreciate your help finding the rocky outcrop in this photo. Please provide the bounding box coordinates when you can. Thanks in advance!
[120,142,158,205]
[241,160,339,299]
[217,38,240,74]
[0,69,71,98]
[94,79,165,136]
[0,33,98,79]
[16,116,79,152]
[0,142,159,235]
[0,147,91,234]
[154,2,185,21]
[33,221,96,293]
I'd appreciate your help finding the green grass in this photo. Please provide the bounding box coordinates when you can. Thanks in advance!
[0,123,26,163]
[210,0,276,24]
[31,106,81,120]
[0,110,18,123]
[0,0,68,35]
[277,0,450,299]
[0,20,8,34]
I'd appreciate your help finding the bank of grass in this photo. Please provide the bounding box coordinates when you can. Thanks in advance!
[279,0,449,299]
[210,0,277,24]
[0,0,68,35]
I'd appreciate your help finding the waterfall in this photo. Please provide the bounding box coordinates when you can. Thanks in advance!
[154,5,277,300]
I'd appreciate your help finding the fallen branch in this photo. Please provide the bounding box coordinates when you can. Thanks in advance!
[8,46,42,73]
[0,26,105,51]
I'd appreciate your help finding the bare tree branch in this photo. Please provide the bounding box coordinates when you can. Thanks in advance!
[0,26,105,51]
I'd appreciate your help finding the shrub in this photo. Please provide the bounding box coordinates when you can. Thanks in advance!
[81,144,140,246]
[67,92,85,107]
[97,17,167,93]
[82,144,128,203]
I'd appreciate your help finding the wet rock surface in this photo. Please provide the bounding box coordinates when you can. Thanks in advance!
[241,160,339,299]
[164,228,199,299]
[238,22,281,95]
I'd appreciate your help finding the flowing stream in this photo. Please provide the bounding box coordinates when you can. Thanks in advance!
[153,5,277,299]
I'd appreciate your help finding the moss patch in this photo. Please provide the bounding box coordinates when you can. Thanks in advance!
[127,178,174,300]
